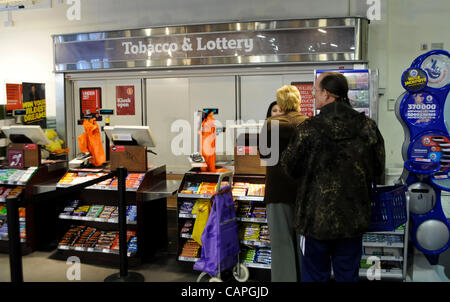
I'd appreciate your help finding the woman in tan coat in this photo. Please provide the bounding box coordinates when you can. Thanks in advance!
[260,85,308,282]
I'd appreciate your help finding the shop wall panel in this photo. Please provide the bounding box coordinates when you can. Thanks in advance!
[104,79,143,127]
[72,79,143,157]
[73,80,107,156]
[188,76,236,156]
[282,73,315,86]
[240,75,283,122]
[146,78,190,173]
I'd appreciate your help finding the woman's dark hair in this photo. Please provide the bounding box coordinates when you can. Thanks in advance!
[319,72,350,105]
[266,101,278,118]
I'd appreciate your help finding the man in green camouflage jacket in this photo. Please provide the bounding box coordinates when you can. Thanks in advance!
[280,72,385,282]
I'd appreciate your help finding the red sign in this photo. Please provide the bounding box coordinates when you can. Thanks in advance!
[8,149,24,169]
[291,82,315,118]
[237,146,257,155]
[80,88,101,119]
[24,144,37,150]
[111,145,125,152]
[116,86,135,115]
[6,84,23,111]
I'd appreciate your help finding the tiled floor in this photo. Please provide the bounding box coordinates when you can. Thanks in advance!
[0,209,449,282]
[2,248,449,282]
[408,248,450,282]
[0,251,200,282]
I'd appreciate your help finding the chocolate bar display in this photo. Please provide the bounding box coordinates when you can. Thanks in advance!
[57,172,145,191]
[58,226,138,255]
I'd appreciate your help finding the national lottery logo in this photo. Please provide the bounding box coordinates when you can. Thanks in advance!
[425,59,441,80]
[422,55,450,88]
[427,95,433,102]
[410,69,418,77]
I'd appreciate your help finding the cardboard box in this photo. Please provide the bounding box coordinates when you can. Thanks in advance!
[234,145,266,175]
[8,143,41,168]
[110,145,147,172]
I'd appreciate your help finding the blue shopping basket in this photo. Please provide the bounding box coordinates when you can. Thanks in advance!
[369,185,408,232]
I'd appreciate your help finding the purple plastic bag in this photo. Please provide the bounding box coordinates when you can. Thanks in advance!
[193,186,240,276]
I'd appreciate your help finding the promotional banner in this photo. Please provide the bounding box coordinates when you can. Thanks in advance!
[402,68,428,93]
[408,132,450,165]
[402,92,439,127]
[6,83,23,111]
[116,86,135,115]
[80,87,102,120]
[22,83,46,128]
[291,82,315,117]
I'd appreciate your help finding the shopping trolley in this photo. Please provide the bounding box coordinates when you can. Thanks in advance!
[194,172,249,282]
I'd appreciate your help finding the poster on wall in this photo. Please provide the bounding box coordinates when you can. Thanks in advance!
[291,82,315,117]
[80,87,102,120]
[6,84,23,111]
[116,86,135,115]
[22,83,46,128]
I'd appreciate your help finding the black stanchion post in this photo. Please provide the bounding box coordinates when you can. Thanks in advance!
[7,197,23,283]
[118,166,128,277]
[105,167,144,282]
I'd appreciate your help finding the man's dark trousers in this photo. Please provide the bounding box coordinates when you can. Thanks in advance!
[300,235,363,282]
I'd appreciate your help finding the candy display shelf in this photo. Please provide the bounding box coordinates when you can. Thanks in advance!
[57,226,138,260]
[52,165,170,266]
[176,169,232,265]
[57,244,135,257]
[56,171,146,192]
[367,230,405,235]
[243,262,271,269]
[58,214,138,225]
[0,162,67,255]
[177,256,200,262]
[176,169,271,279]
[233,173,270,272]
[0,235,27,243]
[361,255,404,262]
[362,242,404,248]
[237,217,267,223]
[361,222,409,281]
[234,196,265,202]
[240,240,270,248]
